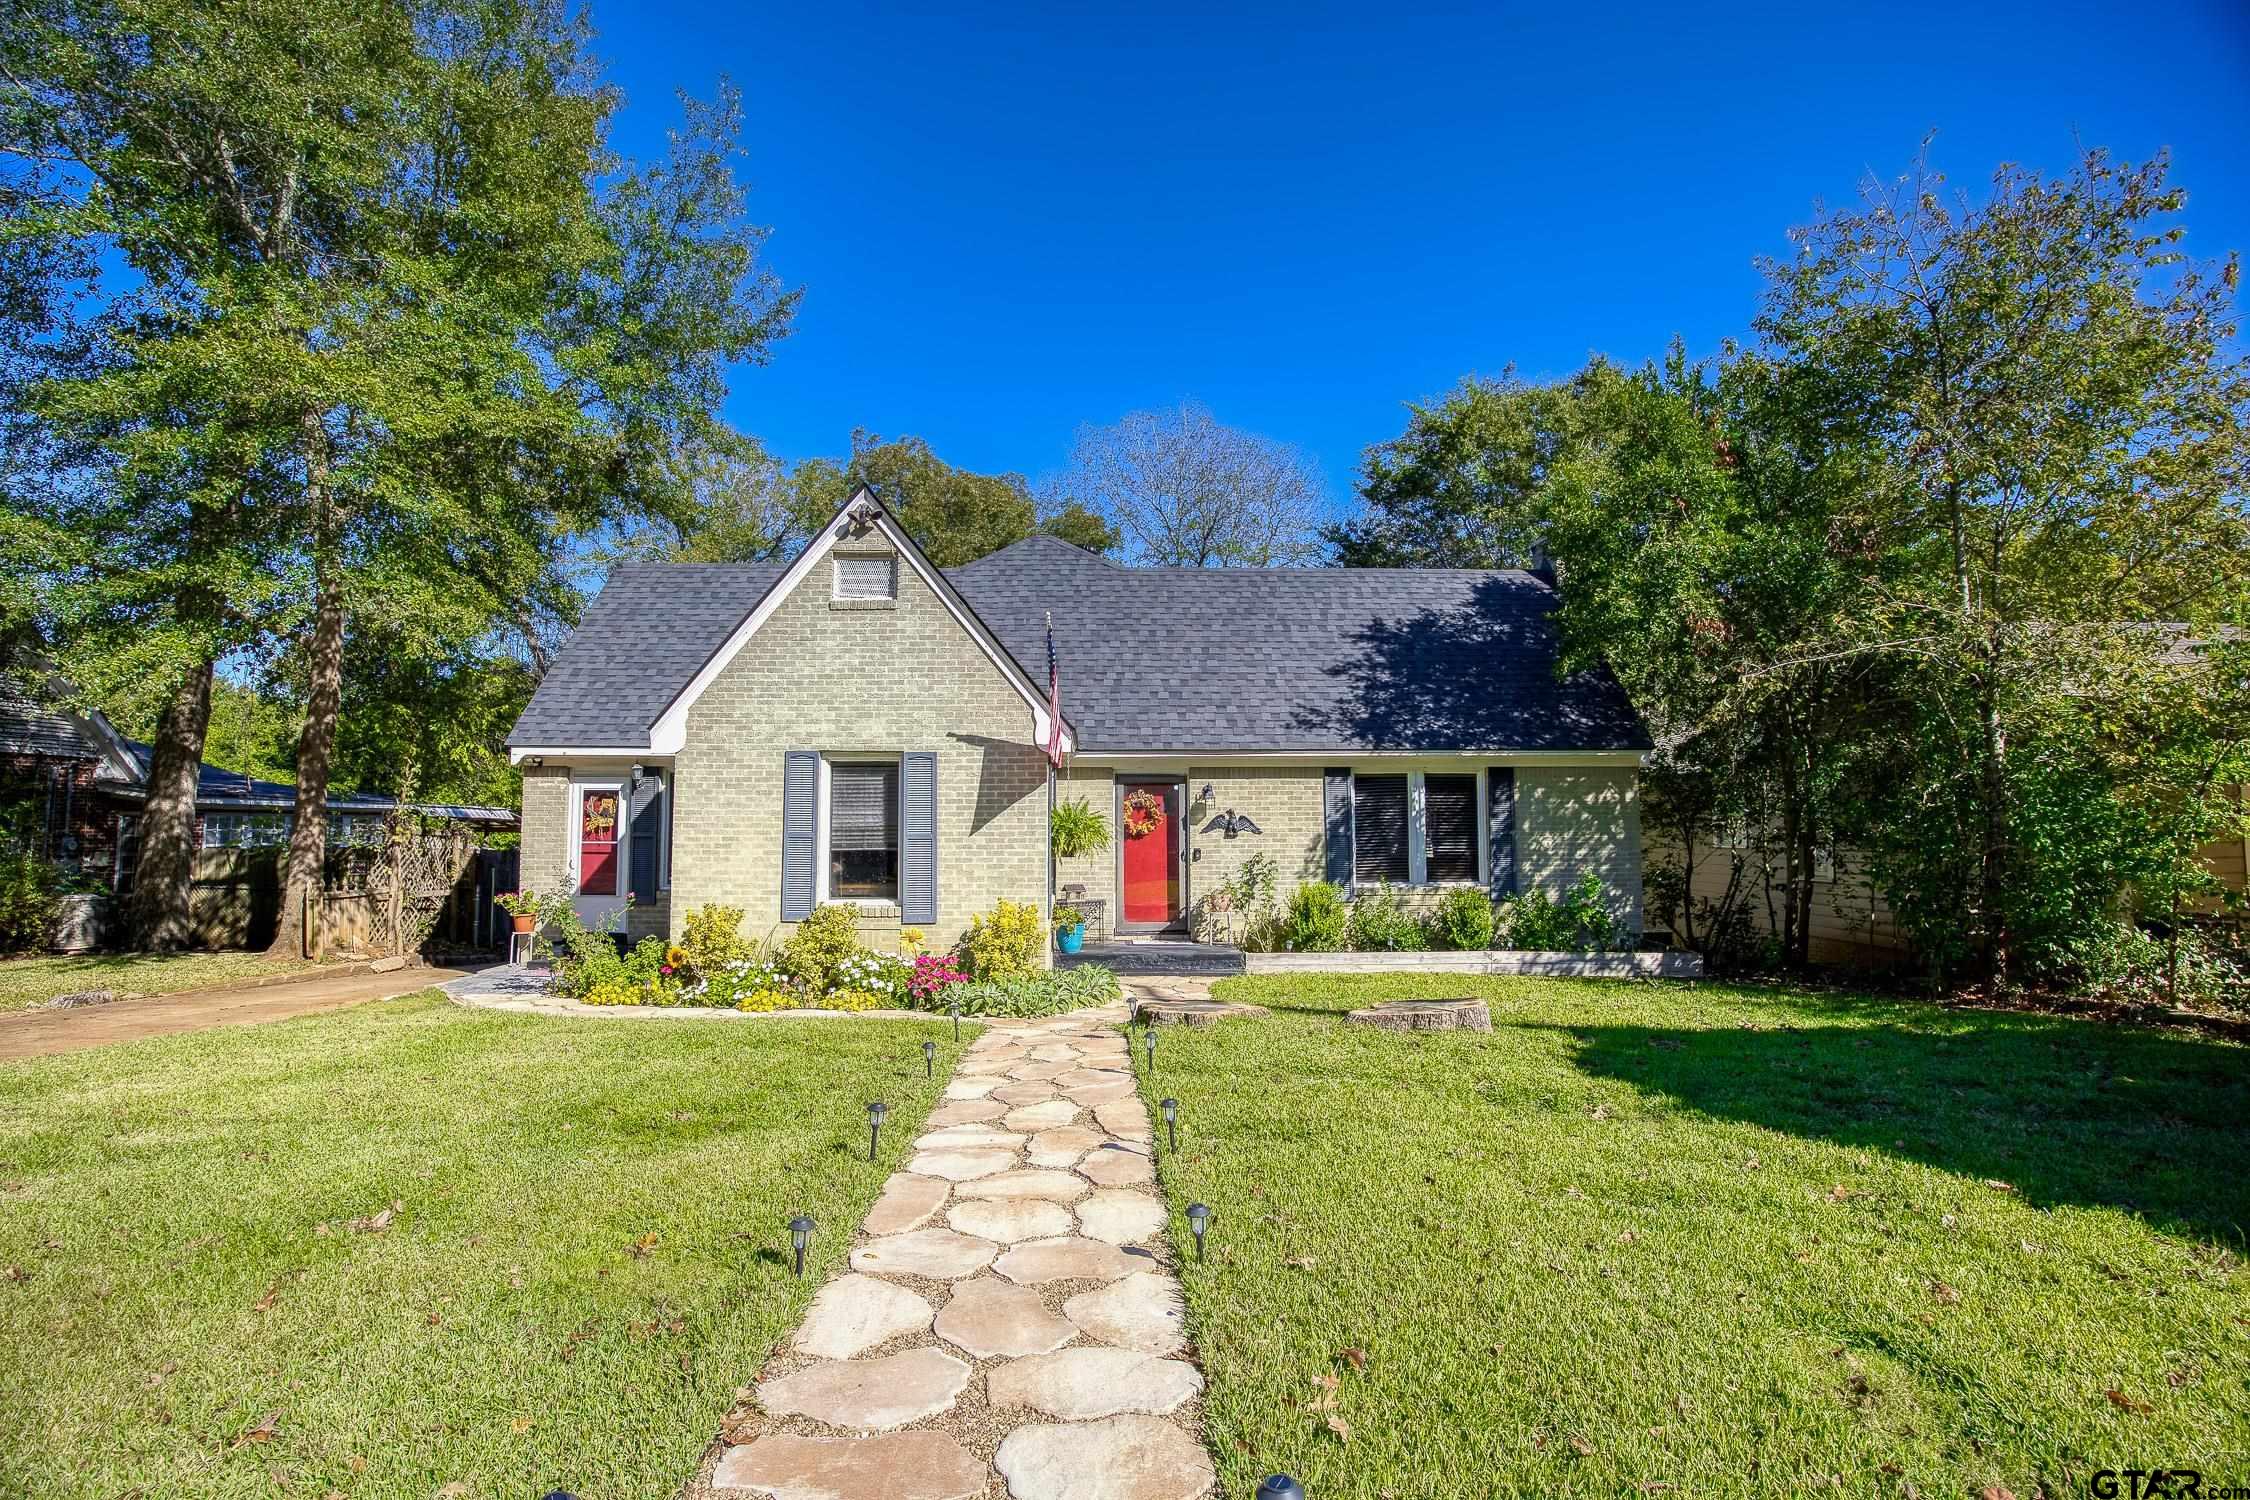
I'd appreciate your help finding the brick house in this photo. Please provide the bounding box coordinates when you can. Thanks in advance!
[506,492,1652,957]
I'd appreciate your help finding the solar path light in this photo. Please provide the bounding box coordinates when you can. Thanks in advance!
[1159,1097,1179,1154]
[787,1215,813,1277]
[1257,1479,1308,1500]
[923,1039,937,1078]
[1186,1201,1211,1261]
[866,1100,889,1162]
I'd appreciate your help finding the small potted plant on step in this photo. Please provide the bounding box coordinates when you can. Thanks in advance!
[1052,903,1087,955]
[496,890,542,934]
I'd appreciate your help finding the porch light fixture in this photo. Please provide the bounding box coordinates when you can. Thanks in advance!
[866,1100,889,1162]
[1198,783,1215,802]
[922,1039,937,1078]
[788,1214,814,1277]
[1257,1478,1307,1500]
[1159,1097,1179,1154]
[1186,1201,1211,1261]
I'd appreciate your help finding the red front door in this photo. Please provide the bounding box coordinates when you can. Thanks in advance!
[1120,781,1183,927]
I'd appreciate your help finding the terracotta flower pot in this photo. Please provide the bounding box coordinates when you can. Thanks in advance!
[511,913,536,933]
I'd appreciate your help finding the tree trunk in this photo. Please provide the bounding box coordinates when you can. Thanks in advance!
[266,415,347,960]
[128,656,215,950]
[1975,644,2009,987]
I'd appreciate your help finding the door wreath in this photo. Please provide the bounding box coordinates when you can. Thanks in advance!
[1121,788,1167,839]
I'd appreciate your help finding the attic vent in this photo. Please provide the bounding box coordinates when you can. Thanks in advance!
[834,555,896,601]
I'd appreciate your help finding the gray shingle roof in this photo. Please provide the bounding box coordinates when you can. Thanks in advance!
[506,539,1649,754]
[508,562,785,749]
[0,675,105,760]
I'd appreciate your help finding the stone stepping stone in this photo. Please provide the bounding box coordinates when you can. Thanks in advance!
[1078,1145,1156,1188]
[1028,1042,1080,1061]
[1054,1066,1130,1088]
[943,1077,1004,1100]
[1065,1078,1140,1107]
[864,1173,951,1236]
[711,1430,986,1500]
[906,1147,1017,1182]
[1131,997,1269,1026]
[1093,1100,1153,1141]
[1006,1060,1072,1081]
[1003,1099,1079,1131]
[992,1235,1143,1285]
[992,1082,1061,1106]
[913,1125,1021,1151]
[1075,1189,1167,1246]
[956,1055,1018,1077]
[947,1197,1074,1243]
[757,1347,971,1431]
[923,1099,1006,1128]
[794,1274,934,1360]
[1026,1125,1105,1168]
[956,1169,1089,1203]
[993,1415,1217,1500]
[986,1346,1203,1419]
[849,1228,999,1280]
[1344,997,1492,1033]
[1064,1272,1186,1356]
[932,1277,1077,1359]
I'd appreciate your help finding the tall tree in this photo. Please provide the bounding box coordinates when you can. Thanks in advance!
[1325,375,1582,568]
[4,0,795,954]
[1048,402,1326,566]
[1760,147,2250,983]
[787,430,1115,567]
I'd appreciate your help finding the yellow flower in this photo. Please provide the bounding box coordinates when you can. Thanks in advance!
[900,927,926,957]
[664,945,687,968]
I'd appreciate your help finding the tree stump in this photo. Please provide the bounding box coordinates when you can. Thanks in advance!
[1131,997,1269,1027]
[1344,999,1492,1034]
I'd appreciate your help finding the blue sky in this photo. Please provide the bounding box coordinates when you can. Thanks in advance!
[593,0,2250,518]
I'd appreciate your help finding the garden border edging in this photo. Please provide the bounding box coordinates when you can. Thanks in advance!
[1241,948,1704,978]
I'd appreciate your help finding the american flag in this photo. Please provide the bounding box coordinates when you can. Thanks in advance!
[1043,612,1065,768]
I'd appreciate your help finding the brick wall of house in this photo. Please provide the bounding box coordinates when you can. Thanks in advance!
[670,541,1049,954]
[1518,765,1644,936]
[520,764,571,898]
[1060,760,1645,938]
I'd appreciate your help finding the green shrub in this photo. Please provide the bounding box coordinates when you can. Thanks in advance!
[1429,886,1496,950]
[782,904,864,993]
[937,964,1120,1017]
[1347,884,1427,951]
[1050,798,1111,859]
[1280,881,1349,953]
[680,903,751,975]
[961,898,1044,980]
[577,937,684,1006]
[0,853,62,954]
[1497,871,1622,951]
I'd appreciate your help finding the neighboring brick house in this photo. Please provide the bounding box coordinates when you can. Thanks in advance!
[2,660,515,948]
[507,492,1653,956]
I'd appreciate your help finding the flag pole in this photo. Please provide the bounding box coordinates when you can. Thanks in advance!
[1044,611,1058,965]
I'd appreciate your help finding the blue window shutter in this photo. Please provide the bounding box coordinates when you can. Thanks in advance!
[1323,768,1353,890]
[901,751,938,926]
[628,775,664,904]
[781,751,817,920]
[1487,766,1517,898]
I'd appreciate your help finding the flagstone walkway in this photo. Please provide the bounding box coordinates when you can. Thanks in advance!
[694,1002,1215,1500]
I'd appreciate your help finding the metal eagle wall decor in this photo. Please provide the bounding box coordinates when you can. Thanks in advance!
[1199,809,1263,839]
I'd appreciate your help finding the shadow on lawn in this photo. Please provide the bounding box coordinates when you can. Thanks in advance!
[1560,1016,2250,1248]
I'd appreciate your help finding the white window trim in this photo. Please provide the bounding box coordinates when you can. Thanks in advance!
[1356,766,1489,890]
[815,754,904,909]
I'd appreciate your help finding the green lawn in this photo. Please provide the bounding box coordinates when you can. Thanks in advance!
[0,950,314,1012]
[1151,974,2250,1499]
[0,991,966,1499]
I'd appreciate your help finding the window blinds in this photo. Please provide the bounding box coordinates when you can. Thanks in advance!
[1425,774,1478,882]
[1352,775,1410,883]
[830,763,900,851]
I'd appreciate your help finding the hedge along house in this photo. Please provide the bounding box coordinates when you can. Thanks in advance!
[505,491,1653,957]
